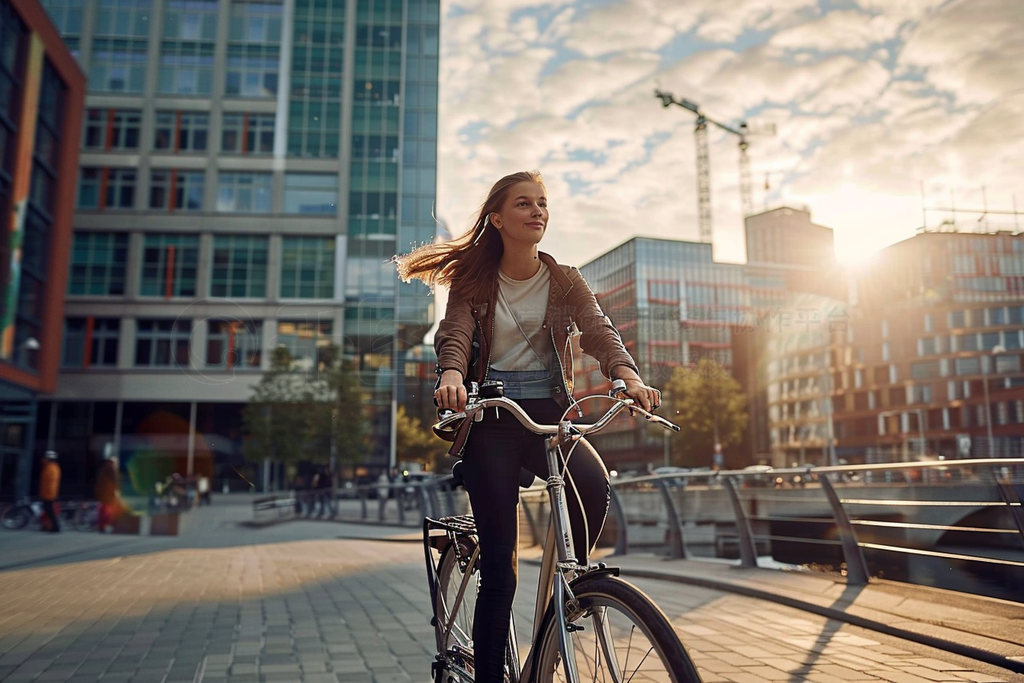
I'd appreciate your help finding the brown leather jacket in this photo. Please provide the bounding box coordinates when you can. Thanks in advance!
[434,252,639,457]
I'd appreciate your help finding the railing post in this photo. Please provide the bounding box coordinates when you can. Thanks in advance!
[818,474,870,586]
[443,482,456,516]
[992,469,1024,545]
[359,488,368,519]
[656,478,687,559]
[721,476,758,568]
[608,485,629,556]
[397,486,406,525]
[417,484,433,519]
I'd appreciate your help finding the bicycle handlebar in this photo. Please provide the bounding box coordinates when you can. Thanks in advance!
[432,380,681,439]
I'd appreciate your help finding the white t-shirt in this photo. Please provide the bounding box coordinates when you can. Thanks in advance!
[490,266,553,371]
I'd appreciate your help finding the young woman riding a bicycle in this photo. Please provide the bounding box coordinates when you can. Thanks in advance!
[395,171,664,682]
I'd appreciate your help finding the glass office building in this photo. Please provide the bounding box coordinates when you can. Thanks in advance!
[37,0,438,494]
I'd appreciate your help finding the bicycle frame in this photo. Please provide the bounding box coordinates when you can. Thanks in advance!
[426,387,680,683]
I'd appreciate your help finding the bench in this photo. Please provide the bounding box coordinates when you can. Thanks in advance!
[251,494,296,523]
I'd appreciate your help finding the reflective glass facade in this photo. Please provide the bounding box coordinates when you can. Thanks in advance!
[41,0,440,489]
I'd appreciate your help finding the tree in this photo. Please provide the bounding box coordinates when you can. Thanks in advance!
[242,345,370,480]
[662,357,748,468]
[394,405,449,473]
[242,346,308,467]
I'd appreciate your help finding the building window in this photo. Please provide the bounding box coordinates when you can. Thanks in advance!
[275,319,332,369]
[989,307,1005,325]
[162,0,217,39]
[88,39,148,92]
[211,235,268,297]
[221,112,275,154]
[283,173,337,214]
[280,236,335,299]
[981,332,1001,350]
[880,320,889,338]
[83,109,141,150]
[154,111,209,151]
[67,232,128,295]
[352,134,399,161]
[948,309,966,328]
[206,319,262,368]
[140,234,199,297]
[217,172,272,212]
[226,44,279,97]
[78,168,136,209]
[881,341,890,361]
[149,170,204,211]
[62,317,120,367]
[135,319,191,367]
[954,357,980,375]
[39,0,85,36]
[923,312,933,332]
[159,41,215,95]
[94,0,151,37]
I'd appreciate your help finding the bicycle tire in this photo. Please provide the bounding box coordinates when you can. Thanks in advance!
[532,574,703,683]
[74,503,99,532]
[2,505,31,530]
[435,540,479,655]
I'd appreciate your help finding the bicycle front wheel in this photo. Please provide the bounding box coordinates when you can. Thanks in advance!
[2,505,31,530]
[533,575,702,683]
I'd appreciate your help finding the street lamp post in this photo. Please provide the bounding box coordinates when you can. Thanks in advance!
[982,344,1006,457]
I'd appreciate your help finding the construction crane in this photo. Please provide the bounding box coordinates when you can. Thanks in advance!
[654,89,772,243]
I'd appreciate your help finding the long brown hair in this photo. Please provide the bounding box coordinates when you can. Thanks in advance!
[394,170,545,290]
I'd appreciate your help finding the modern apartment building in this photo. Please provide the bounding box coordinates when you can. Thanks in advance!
[575,207,840,473]
[0,0,84,499]
[831,230,1024,462]
[36,0,439,494]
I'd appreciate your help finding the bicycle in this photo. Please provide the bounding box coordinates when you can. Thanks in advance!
[1,497,82,530]
[424,379,704,683]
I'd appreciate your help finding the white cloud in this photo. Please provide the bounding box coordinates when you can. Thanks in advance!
[769,10,902,52]
[436,0,1024,272]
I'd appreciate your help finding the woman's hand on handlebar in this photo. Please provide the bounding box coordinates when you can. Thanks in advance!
[614,370,661,412]
[435,369,468,412]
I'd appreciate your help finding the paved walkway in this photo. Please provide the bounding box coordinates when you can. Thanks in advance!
[0,493,1020,683]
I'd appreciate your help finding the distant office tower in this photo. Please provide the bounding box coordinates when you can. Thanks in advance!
[36,0,439,494]
[0,0,84,499]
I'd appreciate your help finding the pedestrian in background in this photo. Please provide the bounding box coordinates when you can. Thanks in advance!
[95,455,121,533]
[38,451,61,533]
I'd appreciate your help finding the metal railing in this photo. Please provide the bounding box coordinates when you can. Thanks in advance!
[551,458,1024,602]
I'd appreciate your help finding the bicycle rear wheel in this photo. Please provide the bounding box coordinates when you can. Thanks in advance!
[533,575,702,683]
[74,503,99,532]
[435,539,479,655]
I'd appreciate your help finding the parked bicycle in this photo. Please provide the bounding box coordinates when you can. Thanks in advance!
[424,379,703,683]
[1,497,91,531]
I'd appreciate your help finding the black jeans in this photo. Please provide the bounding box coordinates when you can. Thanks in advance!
[42,500,61,532]
[461,398,609,682]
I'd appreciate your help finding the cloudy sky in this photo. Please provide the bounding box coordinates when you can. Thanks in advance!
[433,0,1024,267]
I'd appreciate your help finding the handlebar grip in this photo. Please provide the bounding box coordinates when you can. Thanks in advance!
[610,378,628,396]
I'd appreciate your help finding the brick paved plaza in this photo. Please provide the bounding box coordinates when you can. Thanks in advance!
[0,496,1017,683]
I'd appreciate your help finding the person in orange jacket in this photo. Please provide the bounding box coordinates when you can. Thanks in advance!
[38,451,62,533]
